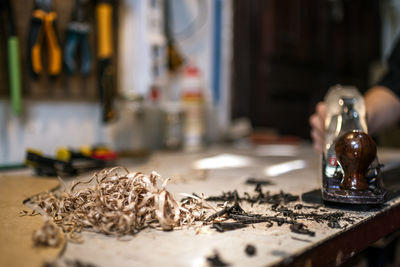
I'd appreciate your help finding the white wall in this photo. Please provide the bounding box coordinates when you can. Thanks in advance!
[0,100,109,164]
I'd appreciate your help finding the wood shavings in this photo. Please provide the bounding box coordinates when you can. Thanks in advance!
[30,167,209,241]
[32,217,62,247]
[19,209,39,217]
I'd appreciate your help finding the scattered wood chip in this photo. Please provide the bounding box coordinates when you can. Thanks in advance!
[245,244,256,256]
[289,222,315,237]
[245,178,273,186]
[207,251,230,267]
[32,217,62,247]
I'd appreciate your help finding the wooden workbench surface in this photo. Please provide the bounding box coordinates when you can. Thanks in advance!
[5,145,400,267]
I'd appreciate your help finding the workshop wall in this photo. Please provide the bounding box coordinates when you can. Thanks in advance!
[0,0,233,165]
[0,0,100,100]
[0,100,108,164]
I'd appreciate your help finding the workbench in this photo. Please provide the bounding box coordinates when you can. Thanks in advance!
[2,144,400,267]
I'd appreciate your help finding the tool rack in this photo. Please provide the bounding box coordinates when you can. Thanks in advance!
[0,0,118,102]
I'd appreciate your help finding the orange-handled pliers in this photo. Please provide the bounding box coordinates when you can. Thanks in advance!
[28,0,62,78]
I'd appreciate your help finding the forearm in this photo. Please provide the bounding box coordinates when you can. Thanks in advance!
[365,86,400,135]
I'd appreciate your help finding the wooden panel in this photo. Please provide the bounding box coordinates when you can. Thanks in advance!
[232,0,380,138]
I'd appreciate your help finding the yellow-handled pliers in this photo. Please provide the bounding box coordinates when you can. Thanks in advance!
[28,0,62,78]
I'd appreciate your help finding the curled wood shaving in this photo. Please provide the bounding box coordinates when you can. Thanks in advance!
[31,167,208,240]
[32,217,62,247]
[20,209,39,217]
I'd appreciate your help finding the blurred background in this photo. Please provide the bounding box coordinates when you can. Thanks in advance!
[0,0,399,166]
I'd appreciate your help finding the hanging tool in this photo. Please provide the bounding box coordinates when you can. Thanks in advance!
[96,0,115,122]
[164,0,184,74]
[28,0,62,78]
[0,0,22,115]
[64,0,92,76]
[212,0,222,105]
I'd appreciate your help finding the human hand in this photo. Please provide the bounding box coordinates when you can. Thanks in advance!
[364,86,400,135]
[309,102,326,152]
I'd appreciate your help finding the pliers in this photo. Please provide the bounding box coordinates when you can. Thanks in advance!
[28,0,62,78]
[64,0,91,76]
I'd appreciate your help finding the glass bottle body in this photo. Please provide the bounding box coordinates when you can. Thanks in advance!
[322,86,367,188]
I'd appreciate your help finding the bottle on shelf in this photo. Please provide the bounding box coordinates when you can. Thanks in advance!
[180,64,206,152]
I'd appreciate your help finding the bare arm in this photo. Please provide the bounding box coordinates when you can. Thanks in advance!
[364,86,400,135]
[309,102,326,152]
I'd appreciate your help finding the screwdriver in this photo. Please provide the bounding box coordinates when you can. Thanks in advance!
[1,0,22,115]
[96,0,115,123]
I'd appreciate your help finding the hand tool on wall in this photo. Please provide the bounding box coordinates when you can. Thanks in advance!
[96,0,115,123]
[0,0,22,115]
[212,0,222,105]
[164,0,184,74]
[64,0,92,76]
[28,0,62,78]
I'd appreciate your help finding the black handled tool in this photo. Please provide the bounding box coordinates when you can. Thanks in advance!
[96,0,116,123]
[64,0,91,76]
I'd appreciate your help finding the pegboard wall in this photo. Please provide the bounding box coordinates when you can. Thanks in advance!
[0,0,118,101]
